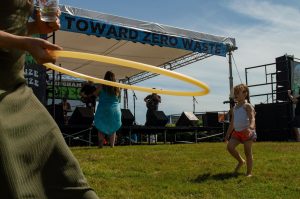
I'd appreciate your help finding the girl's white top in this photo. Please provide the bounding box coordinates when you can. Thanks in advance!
[233,104,250,131]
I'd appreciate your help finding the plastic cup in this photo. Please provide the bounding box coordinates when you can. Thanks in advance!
[38,0,59,22]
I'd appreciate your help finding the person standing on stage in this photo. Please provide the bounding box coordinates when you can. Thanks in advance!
[288,89,300,141]
[60,96,71,124]
[0,1,99,198]
[80,80,97,112]
[144,89,161,126]
[94,71,122,148]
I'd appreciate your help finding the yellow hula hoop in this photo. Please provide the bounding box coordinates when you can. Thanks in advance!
[44,51,210,96]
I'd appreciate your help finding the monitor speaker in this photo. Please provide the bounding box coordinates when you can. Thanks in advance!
[68,107,94,126]
[121,109,135,126]
[202,112,220,127]
[255,102,292,141]
[46,104,64,126]
[146,111,168,126]
[275,55,293,101]
[176,112,199,126]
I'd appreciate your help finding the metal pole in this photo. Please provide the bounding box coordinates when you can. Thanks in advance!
[123,89,128,109]
[193,96,198,113]
[133,91,137,124]
[228,49,235,109]
[193,97,195,113]
[228,50,233,96]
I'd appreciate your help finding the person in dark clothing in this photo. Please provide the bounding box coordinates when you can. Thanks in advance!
[60,97,71,124]
[144,90,161,126]
[288,90,300,141]
[0,0,99,198]
[80,81,97,111]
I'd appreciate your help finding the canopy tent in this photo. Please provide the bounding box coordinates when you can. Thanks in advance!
[50,5,236,85]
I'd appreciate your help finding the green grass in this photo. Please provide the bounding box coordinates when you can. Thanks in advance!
[72,142,300,199]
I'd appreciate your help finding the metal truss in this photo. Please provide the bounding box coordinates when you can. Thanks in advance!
[121,52,213,84]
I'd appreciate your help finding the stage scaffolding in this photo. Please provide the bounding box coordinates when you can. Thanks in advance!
[245,54,300,141]
[122,52,212,84]
[39,4,238,145]
[245,54,299,104]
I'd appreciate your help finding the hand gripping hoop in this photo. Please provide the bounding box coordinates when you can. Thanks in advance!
[44,51,210,96]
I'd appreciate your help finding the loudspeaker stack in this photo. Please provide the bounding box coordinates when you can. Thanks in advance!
[146,111,168,126]
[121,109,135,126]
[68,107,94,126]
[255,102,293,141]
[176,112,199,126]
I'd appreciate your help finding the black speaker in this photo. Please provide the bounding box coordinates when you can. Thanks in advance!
[68,107,94,126]
[276,84,289,102]
[202,112,220,127]
[176,112,199,126]
[47,104,64,126]
[276,55,292,72]
[121,109,135,126]
[255,102,293,141]
[276,55,293,101]
[147,111,168,126]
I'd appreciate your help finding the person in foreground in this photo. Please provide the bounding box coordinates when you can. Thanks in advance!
[0,1,98,198]
[94,71,122,148]
[225,84,256,177]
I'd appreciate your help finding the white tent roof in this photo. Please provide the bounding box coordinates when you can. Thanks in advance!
[52,5,236,82]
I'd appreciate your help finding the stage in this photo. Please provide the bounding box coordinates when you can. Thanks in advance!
[59,124,224,147]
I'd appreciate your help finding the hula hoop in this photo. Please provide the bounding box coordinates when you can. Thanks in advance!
[44,51,210,96]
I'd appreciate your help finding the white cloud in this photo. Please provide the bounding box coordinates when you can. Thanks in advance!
[228,0,300,30]
[125,0,300,124]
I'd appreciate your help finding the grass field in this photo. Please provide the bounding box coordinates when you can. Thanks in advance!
[72,142,300,199]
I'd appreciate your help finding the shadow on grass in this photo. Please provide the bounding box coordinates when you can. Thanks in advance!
[192,172,240,183]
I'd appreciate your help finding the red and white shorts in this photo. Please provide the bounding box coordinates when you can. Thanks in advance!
[231,129,257,143]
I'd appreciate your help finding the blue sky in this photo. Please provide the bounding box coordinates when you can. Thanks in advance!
[59,0,300,124]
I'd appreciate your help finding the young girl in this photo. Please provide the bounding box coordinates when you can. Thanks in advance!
[94,71,122,148]
[225,84,256,177]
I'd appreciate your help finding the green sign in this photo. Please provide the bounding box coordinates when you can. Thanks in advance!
[47,85,82,100]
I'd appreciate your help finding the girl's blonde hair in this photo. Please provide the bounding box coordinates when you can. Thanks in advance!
[233,84,250,103]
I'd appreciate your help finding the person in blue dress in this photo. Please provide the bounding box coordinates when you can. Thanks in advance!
[94,71,122,148]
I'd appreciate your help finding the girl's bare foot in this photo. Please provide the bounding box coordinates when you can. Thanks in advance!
[234,160,245,173]
[246,174,252,177]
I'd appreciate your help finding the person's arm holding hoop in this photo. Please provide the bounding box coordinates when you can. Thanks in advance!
[0,8,61,64]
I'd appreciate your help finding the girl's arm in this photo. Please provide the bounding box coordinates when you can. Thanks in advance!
[245,104,255,130]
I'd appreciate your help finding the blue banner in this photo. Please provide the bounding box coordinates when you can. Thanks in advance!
[60,13,228,57]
